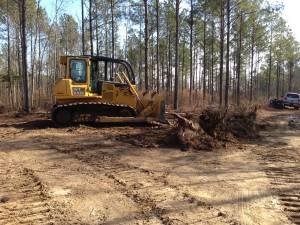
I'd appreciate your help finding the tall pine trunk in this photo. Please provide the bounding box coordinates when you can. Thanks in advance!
[211,20,215,103]
[219,0,224,106]
[19,0,29,112]
[250,27,254,102]
[144,0,149,90]
[167,30,171,95]
[288,61,293,91]
[224,0,230,107]
[276,62,280,99]
[81,0,85,55]
[181,40,185,92]
[203,1,207,101]
[189,0,193,104]
[6,0,12,107]
[95,1,99,56]
[111,0,115,59]
[267,27,273,99]
[236,14,242,105]
[138,11,142,89]
[174,0,180,109]
[89,0,93,55]
[156,0,159,92]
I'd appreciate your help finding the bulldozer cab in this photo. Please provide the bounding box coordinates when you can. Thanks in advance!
[60,55,135,95]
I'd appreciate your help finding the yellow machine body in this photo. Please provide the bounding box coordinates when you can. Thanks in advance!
[52,55,165,125]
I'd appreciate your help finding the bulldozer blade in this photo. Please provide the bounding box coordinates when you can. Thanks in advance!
[139,92,165,121]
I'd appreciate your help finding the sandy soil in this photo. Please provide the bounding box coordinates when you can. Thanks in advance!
[0,108,299,225]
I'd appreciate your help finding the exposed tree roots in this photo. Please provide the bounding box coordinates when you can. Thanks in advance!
[171,106,258,151]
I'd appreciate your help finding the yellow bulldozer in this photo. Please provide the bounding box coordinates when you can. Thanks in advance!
[52,55,165,125]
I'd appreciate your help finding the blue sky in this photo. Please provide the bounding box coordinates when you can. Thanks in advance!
[41,0,81,21]
[40,0,300,42]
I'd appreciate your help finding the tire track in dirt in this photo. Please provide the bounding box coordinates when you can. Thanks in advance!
[0,155,76,225]
[44,140,238,225]
[257,149,300,225]
[255,114,300,225]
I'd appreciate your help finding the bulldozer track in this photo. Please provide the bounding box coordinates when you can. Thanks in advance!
[257,149,300,225]
[52,101,137,124]
[0,156,75,225]
[44,141,235,225]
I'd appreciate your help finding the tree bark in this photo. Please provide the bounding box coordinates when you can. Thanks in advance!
[211,20,215,103]
[38,16,42,106]
[151,33,154,89]
[236,14,242,106]
[281,63,285,95]
[288,61,293,91]
[167,30,171,95]
[95,1,99,56]
[81,0,85,55]
[276,62,280,99]
[6,0,12,107]
[89,0,93,55]
[224,0,230,107]
[250,26,254,102]
[189,0,194,104]
[174,0,180,109]
[138,11,142,89]
[161,54,165,89]
[219,0,224,106]
[181,40,185,92]
[111,0,115,59]
[144,0,149,90]
[203,1,207,101]
[267,26,273,99]
[19,0,29,112]
[156,0,159,92]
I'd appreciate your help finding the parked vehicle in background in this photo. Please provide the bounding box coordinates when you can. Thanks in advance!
[282,92,300,109]
[269,98,284,109]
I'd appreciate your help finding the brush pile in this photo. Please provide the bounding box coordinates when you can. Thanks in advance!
[172,106,258,151]
[116,106,258,151]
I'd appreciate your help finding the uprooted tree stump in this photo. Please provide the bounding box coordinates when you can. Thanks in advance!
[224,107,257,138]
[115,106,258,151]
[172,113,217,151]
[171,106,258,151]
[198,108,227,138]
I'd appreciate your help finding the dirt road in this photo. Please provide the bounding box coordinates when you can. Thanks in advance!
[0,109,299,225]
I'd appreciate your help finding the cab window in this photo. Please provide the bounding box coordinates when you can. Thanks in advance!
[70,60,86,83]
[287,94,299,99]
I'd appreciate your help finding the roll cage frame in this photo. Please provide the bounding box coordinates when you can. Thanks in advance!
[89,55,136,84]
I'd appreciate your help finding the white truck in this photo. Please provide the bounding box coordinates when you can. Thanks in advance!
[282,92,300,109]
